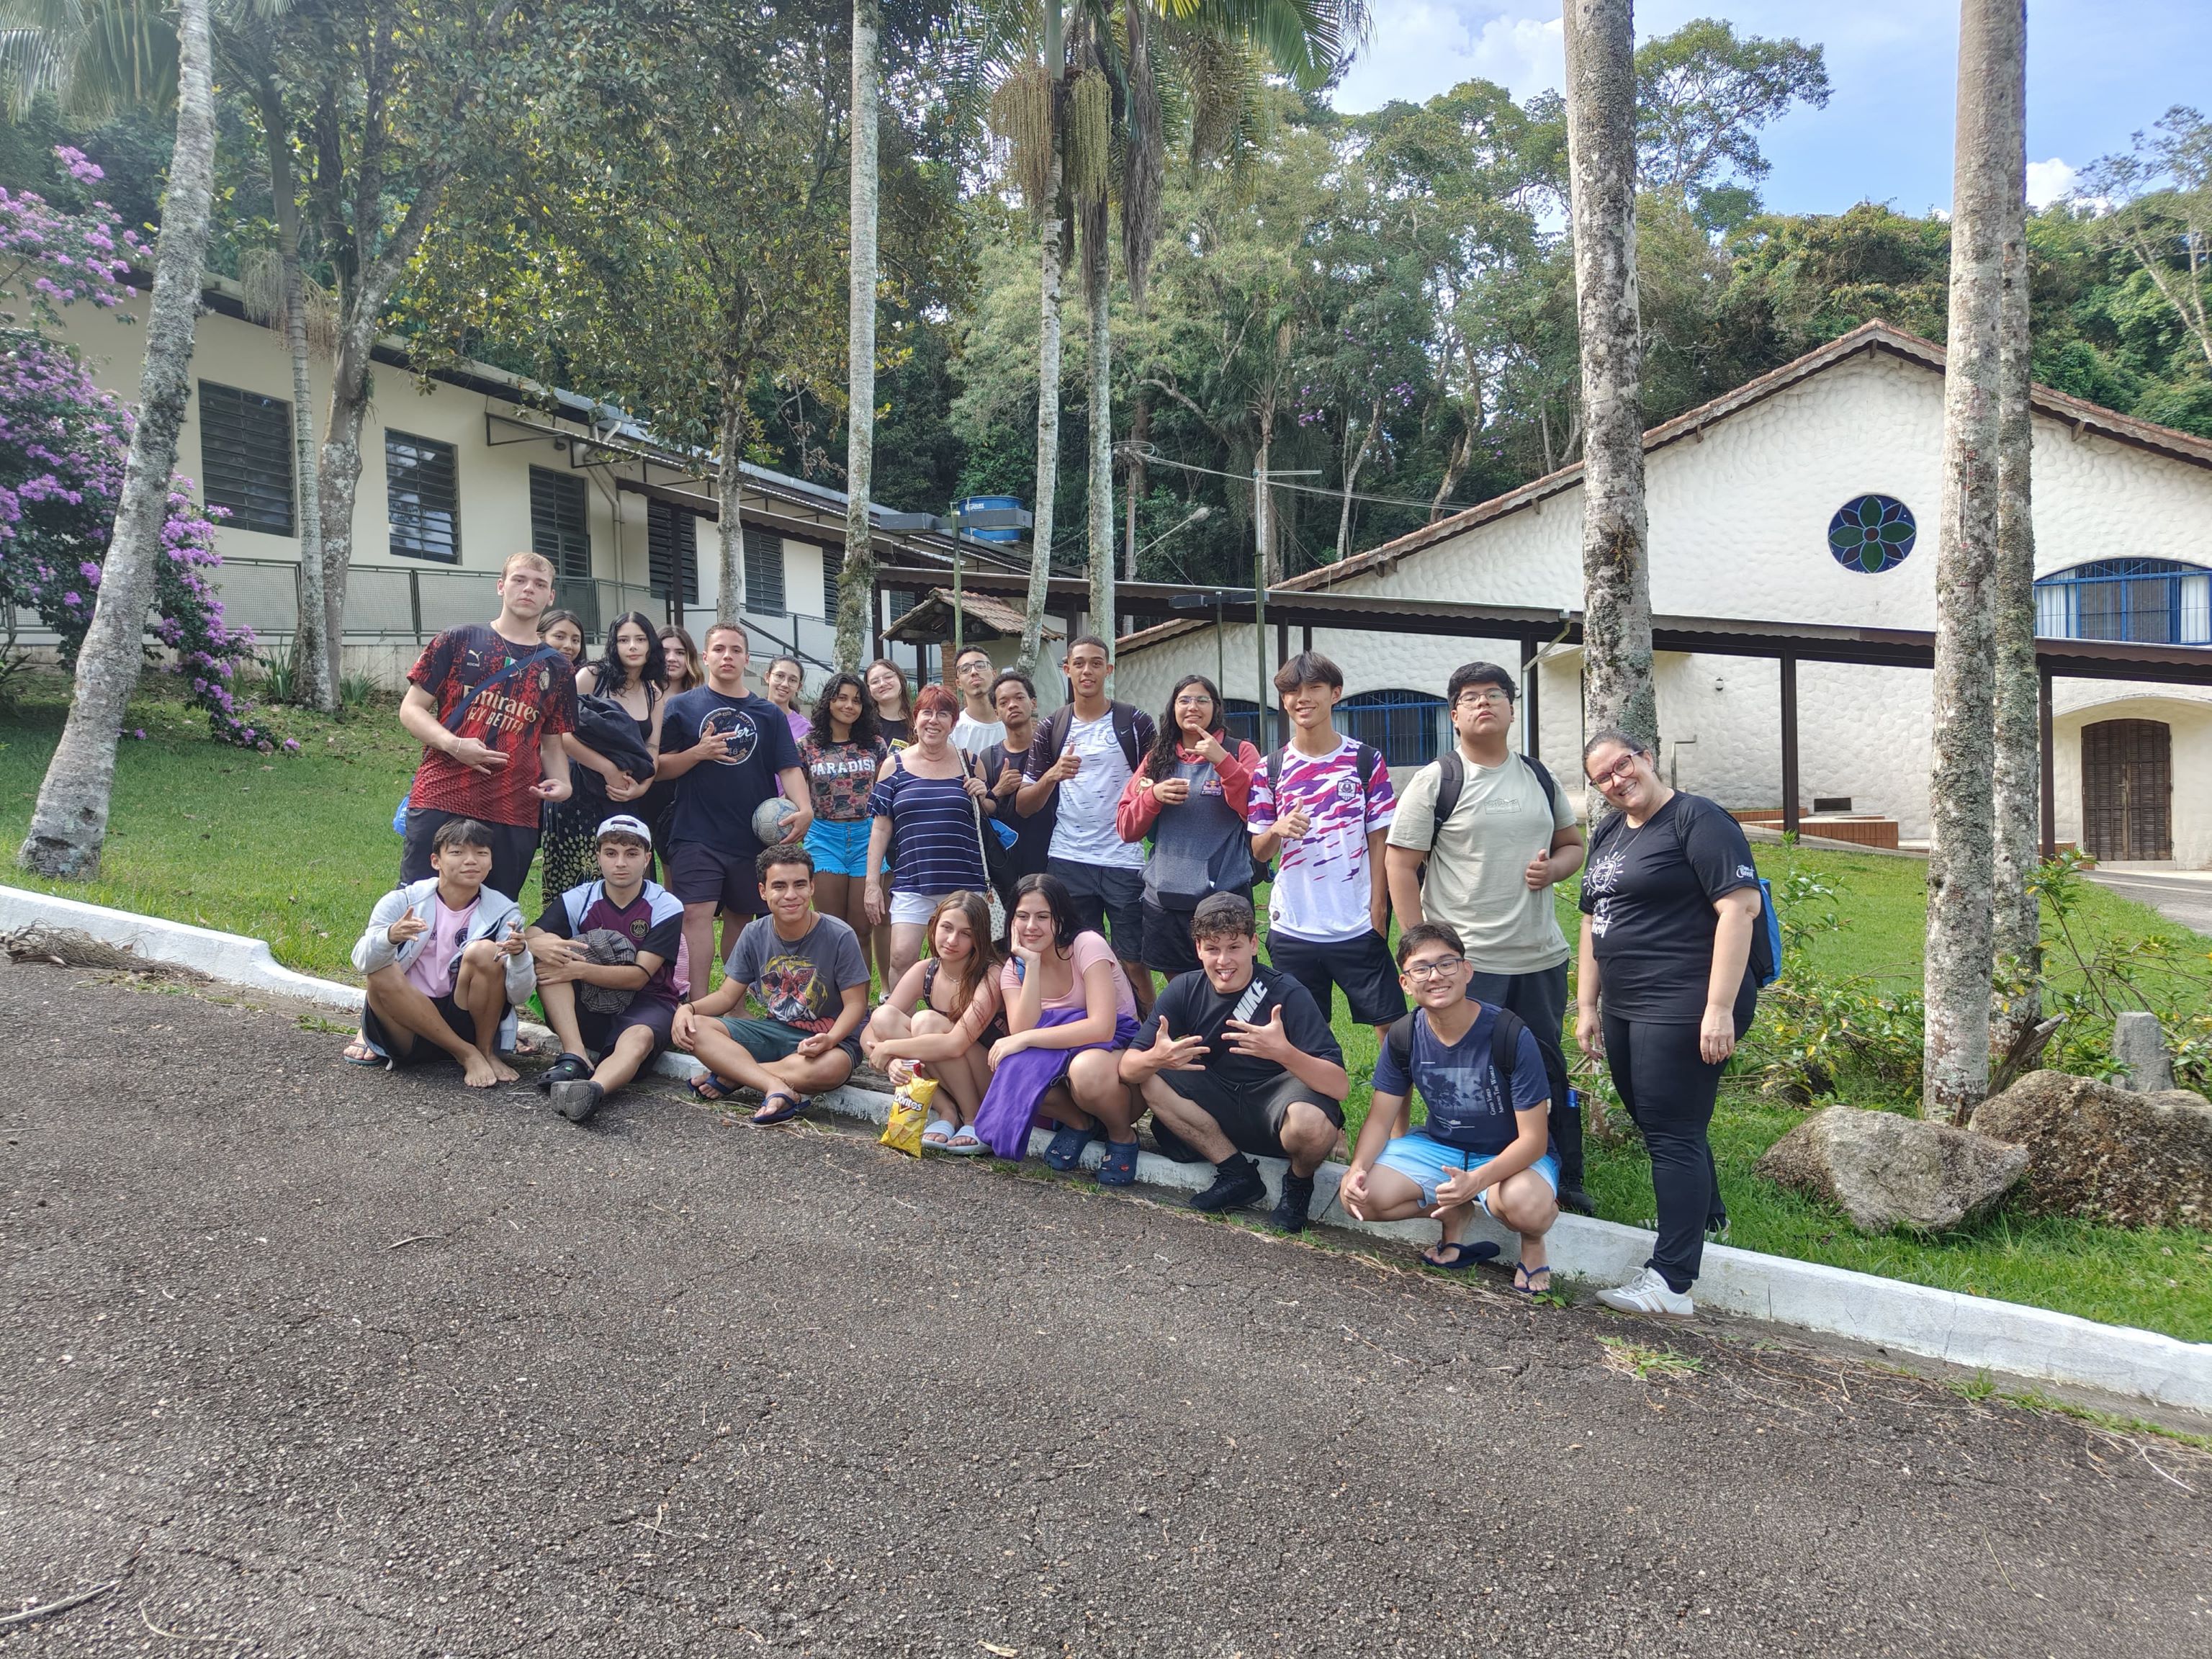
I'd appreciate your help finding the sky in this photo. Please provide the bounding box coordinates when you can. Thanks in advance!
[1329,1,2212,215]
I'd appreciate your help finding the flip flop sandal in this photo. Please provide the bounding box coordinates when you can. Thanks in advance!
[920,1118,957,1149]
[341,1038,385,1069]
[945,1125,986,1156]
[1423,1239,1502,1272]
[1513,1262,1555,1296]
[686,1070,740,1103]
[536,1051,592,1094]
[750,1091,809,1127]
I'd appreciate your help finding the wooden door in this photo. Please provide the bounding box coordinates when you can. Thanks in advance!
[2080,719,2172,861]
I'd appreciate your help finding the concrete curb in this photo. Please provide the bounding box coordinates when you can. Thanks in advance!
[6,883,2209,1416]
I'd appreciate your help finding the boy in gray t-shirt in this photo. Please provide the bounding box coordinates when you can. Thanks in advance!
[1382,660,1591,1213]
[673,845,870,1127]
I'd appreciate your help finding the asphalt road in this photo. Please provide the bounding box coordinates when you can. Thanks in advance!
[2087,868,2212,939]
[2,958,2206,1657]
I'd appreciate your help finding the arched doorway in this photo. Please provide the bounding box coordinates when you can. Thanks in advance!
[2080,719,2172,861]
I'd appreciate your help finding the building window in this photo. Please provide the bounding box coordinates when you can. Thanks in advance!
[386,431,460,562]
[1337,690,1448,768]
[529,465,590,583]
[743,526,784,616]
[1827,493,1916,573]
[2036,558,2211,645]
[647,499,698,608]
[1221,697,1267,750]
[197,381,294,536]
[823,547,842,621]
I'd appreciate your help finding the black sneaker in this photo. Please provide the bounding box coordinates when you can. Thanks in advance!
[1190,1157,1267,1214]
[550,1079,604,1124]
[535,1052,591,1094]
[1557,1184,1596,1217]
[1269,1173,1316,1233]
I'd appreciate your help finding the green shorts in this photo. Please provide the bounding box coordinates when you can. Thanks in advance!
[719,1015,861,1068]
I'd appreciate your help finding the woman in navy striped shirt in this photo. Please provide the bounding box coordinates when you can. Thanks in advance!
[866,684,992,983]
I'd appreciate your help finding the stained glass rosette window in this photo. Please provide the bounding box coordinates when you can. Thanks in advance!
[1827,494,1916,573]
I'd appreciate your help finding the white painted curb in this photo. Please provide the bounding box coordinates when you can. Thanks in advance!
[6,883,2209,1416]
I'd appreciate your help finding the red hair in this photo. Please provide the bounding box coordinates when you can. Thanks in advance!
[914,683,960,718]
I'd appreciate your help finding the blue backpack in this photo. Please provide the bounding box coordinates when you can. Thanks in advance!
[1591,801,1783,989]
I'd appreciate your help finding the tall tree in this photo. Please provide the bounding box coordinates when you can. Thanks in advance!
[2082,108,2212,372]
[836,0,882,671]
[18,0,214,876]
[1633,16,1829,232]
[1989,7,2039,1066]
[1923,0,2023,1123]
[1562,0,1656,745]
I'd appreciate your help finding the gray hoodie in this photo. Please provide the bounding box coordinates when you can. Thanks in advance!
[351,877,536,1053]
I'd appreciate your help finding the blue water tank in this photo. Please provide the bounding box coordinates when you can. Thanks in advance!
[957,494,1025,544]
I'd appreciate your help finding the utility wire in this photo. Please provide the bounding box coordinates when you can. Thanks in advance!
[1133,444,1491,517]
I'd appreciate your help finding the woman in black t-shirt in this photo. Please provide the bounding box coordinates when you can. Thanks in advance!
[1574,728,1763,1319]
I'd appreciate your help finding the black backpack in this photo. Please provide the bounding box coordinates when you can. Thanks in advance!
[1587,796,1782,989]
[1419,750,1560,866]
[1382,1004,1534,1148]
[1041,699,1150,773]
[1252,739,1385,888]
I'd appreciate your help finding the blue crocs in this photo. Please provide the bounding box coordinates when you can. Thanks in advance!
[1043,1125,1098,1170]
[1094,1138,1139,1187]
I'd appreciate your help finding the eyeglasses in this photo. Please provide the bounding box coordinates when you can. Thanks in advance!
[1401,956,1467,981]
[1454,689,1511,709]
[1587,752,1641,790]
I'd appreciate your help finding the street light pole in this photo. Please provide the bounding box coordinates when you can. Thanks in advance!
[1254,466,1318,747]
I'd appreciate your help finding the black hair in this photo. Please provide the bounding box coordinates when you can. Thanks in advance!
[1143,673,1226,780]
[537,609,588,661]
[809,670,879,747]
[1064,633,1110,660]
[589,610,669,698]
[1447,660,1516,706]
[1272,649,1342,696]
[1395,920,1467,968]
[1190,891,1256,942]
[954,642,993,667]
[431,817,495,855]
[990,669,1036,706]
[1011,871,1080,950]
[755,843,815,883]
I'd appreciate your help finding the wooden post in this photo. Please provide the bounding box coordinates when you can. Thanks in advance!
[2039,667,2056,858]
[1780,652,1800,836]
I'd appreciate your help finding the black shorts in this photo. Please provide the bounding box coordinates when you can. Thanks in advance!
[1049,858,1144,961]
[361,990,482,1066]
[576,997,677,1060]
[401,808,539,903]
[1139,891,1252,978]
[1148,1069,1345,1164]
[1266,927,1406,1028]
[665,841,765,919]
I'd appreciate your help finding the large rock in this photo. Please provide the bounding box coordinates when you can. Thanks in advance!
[1756,1106,2028,1234]
[1971,1069,2212,1230]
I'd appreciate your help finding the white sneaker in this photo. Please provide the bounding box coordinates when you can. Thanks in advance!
[1596,1267,1696,1318]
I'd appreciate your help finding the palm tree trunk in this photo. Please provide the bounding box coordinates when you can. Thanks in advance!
[258,84,333,712]
[18,0,217,878]
[1924,0,2023,1123]
[1989,1,2040,1066]
[1563,0,1657,745]
[835,0,881,673]
[716,377,751,623]
[1083,197,1114,649]
[1017,163,1066,676]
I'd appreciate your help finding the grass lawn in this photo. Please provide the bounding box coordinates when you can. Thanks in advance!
[4,674,2209,1341]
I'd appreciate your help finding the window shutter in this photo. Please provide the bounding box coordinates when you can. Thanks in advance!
[743,527,784,616]
[197,381,295,536]
[647,499,698,606]
[529,466,591,580]
[387,431,461,562]
[823,547,842,622]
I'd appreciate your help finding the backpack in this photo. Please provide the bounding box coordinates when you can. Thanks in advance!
[1588,799,1783,989]
[1382,1004,1535,1151]
[1412,750,1560,887]
[1253,739,1385,888]
[1042,699,1148,774]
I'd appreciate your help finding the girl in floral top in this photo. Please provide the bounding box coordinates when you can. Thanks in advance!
[801,671,889,955]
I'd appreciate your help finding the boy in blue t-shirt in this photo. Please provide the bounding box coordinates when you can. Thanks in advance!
[1341,921,1560,1292]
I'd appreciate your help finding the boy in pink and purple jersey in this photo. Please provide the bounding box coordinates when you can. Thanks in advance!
[1247,651,1406,1040]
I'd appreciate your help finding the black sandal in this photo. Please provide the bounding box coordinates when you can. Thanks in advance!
[535,1052,592,1094]
[1513,1262,1554,1296]
[1423,1239,1501,1272]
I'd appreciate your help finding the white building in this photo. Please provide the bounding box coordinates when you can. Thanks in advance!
[1112,322,2212,869]
[45,279,1004,691]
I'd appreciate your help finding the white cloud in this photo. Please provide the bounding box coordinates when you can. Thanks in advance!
[1332,4,1565,113]
[2026,157,2077,209]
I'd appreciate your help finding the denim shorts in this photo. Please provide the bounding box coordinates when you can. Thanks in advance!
[804,816,874,878]
[1375,1131,1559,1216]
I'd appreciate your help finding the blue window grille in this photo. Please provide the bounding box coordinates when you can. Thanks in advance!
[2034,559,2211,645]
[1337,690,1449,768]
[1222,697,1267,750]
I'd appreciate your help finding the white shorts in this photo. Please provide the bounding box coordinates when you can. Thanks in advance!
[889,889,940,926]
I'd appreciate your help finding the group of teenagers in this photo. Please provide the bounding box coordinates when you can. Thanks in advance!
[343,549,1769,1319]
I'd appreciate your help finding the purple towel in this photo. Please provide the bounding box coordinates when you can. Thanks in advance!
[972,1009,1140,1159]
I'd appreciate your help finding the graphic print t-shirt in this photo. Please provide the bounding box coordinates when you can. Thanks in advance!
[406,626,578,827]
[1246,739,1395,943]
[1577,792,1760,1023]
[534,880,685,1008]
[660,688,803,850]
[803,735,889,822]
[723,913,870,1033]
[1136,964,1342,1095]
[1372,1003,1549,1156]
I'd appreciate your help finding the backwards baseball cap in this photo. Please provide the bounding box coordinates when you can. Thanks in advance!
[595,814,653,848]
